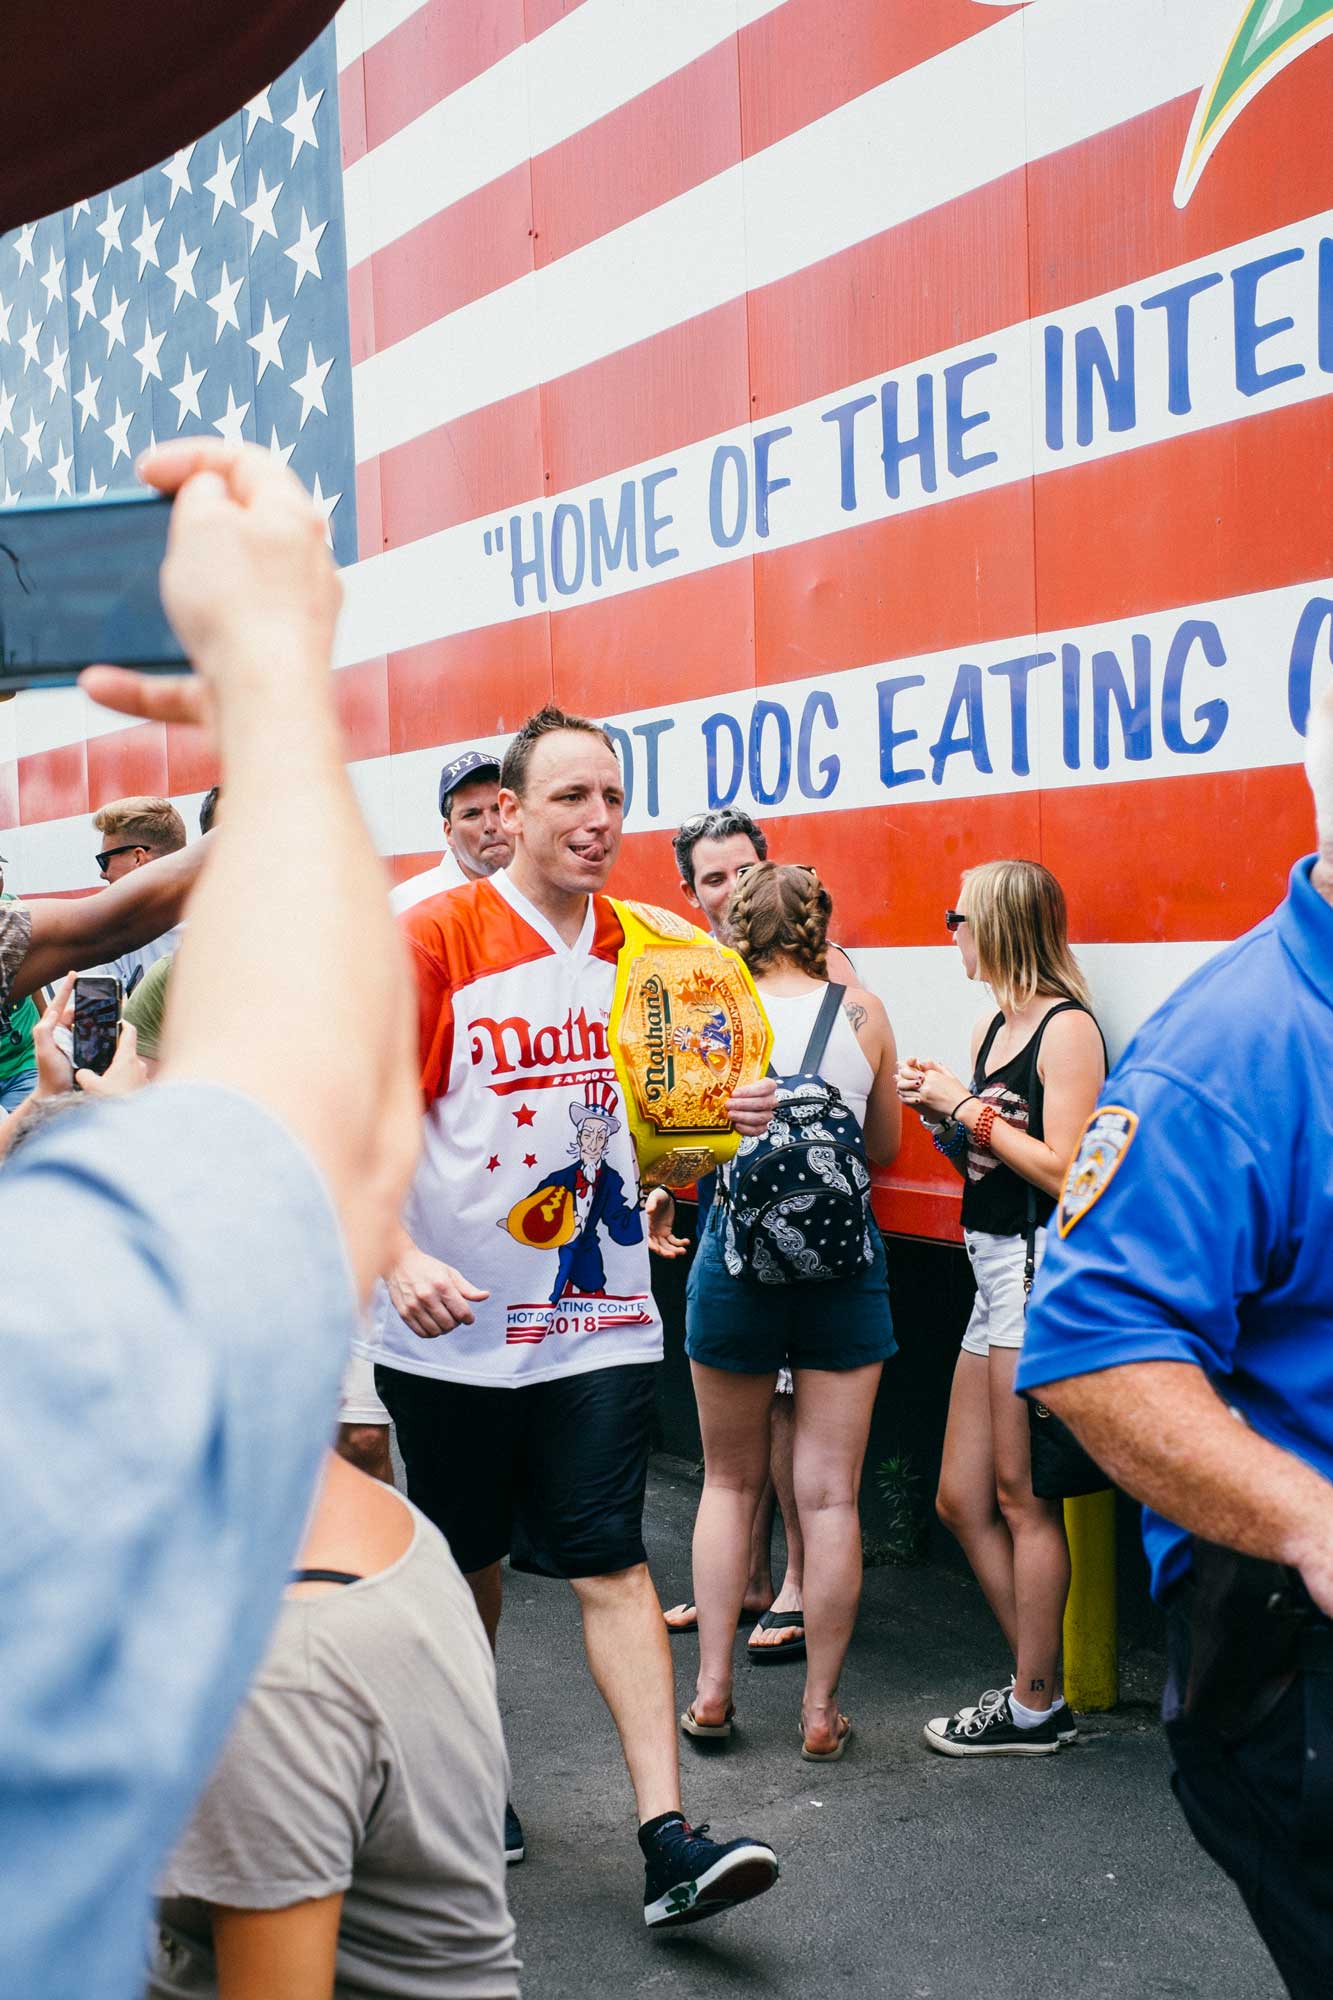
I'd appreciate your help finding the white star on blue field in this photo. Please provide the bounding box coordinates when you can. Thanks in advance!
[0,23,356,567]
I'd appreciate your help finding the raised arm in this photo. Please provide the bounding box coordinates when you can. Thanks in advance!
[13,839,210,1000]
[80,440,419,1299]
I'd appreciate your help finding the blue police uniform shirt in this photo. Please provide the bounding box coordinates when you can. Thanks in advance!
[0,1082,355,2000]
[1018,857,1333,1601]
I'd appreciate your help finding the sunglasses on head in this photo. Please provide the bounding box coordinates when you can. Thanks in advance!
[95,844,145,875]
[945,908,968,931]
[736,861,816,878]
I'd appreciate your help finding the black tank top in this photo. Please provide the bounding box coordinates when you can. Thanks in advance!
[959,1001,1094,1238]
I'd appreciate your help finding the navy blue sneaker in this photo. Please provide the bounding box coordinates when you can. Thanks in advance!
[640,1815,779,1929]
[504,1801,525,1866]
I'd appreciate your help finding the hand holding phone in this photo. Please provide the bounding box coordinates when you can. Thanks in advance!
[0,492,185,695]
[72,975,122,1080]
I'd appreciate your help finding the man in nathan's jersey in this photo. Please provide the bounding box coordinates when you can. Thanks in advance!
[358,705,781,1929]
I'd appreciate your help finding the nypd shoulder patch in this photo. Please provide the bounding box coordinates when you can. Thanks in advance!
[1058,1106,1139,1238]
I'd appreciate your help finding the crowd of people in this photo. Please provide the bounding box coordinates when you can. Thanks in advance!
[0,439,1330,2000]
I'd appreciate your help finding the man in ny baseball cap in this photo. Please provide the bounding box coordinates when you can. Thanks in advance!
[390,747,513,913]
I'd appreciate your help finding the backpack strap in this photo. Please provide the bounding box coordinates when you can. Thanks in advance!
[800,982,846,1075]
[764,983,847,1080]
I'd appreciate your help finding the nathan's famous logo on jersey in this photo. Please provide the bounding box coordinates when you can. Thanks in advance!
[467,1006,612,1096]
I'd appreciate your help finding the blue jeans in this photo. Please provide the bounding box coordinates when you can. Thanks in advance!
[0,1068,37,1115]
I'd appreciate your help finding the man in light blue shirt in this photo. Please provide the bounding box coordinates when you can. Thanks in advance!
[0,439,419,2000]
[1018,694,1333,1998]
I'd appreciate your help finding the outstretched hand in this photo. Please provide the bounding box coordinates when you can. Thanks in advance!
[646,1187,690,1259]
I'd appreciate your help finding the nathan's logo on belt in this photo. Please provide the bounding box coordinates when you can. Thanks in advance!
[608,899,771,1190]
[640,973,675,1104]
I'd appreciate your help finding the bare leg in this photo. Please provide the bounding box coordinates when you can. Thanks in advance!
[571,1563,682,1823]
[791,1362,883,1754]
[749,1392,805,1650]
[935,1349,1019,1657]
[335,1421,394,1485]
[464,1560,504,1654]
[990,1346,1070,1707]
[746,1476,777,1604]
[690,1362,780,1725]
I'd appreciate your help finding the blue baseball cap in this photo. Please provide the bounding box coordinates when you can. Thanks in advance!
[438,749,501,816]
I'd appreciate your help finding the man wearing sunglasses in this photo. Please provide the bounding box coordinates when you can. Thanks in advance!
[89,796,188,995]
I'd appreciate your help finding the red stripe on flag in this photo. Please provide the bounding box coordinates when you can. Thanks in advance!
[10,396,1331,830]
[606,764,1313,948]
[353,0,1016,403]
[355,41,1333,558]
[339,0,591,171]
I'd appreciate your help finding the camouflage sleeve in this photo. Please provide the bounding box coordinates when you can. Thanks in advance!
[0,901,32,1016]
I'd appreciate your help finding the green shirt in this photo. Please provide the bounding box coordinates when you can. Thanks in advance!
[123,951,174,1061]
[0,897,37,1083]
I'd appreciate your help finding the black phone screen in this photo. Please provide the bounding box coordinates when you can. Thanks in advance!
[72,975,122,1078]
[0,492,186,694]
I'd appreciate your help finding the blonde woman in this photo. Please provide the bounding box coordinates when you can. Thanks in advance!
[650,864,900,1761]
[897,860,1105,1756]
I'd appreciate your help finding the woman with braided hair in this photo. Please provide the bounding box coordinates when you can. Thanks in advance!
[651,862,900,1761]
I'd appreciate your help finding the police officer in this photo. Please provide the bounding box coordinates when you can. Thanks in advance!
[1017,689,1333,1999]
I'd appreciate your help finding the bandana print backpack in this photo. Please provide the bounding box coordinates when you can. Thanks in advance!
[720,984,874,1285]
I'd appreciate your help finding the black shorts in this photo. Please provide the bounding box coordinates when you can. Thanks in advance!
[375,1361,657,1579]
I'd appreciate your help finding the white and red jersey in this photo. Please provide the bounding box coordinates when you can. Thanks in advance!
[359,870,662,1387]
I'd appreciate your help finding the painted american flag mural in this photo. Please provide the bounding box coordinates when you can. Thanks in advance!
[2,0,1332,1238]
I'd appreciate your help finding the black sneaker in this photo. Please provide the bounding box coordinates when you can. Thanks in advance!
[954,1678,1078,1745]
[923,1686,1062,1756]
[504,1801,526,1866]
[640,1815,779,1929]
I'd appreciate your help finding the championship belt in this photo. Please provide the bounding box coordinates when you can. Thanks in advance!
[608,899,772,1191]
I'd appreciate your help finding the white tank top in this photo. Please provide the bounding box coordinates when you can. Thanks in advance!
[763,985,874,1127]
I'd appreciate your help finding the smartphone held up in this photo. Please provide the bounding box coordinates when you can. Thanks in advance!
[0,491,186,696]
[72,975,122,1081]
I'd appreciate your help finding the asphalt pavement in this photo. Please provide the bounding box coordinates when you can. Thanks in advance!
[498,1458,1282,2000]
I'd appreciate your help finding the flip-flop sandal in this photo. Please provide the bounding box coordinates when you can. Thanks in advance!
[681,1704,736,1741]
[800,1714,852,1762]
[747,1610,806,1662]
[665,1603,770,1636]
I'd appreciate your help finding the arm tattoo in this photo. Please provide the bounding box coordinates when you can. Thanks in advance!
[843,1000,868,1033]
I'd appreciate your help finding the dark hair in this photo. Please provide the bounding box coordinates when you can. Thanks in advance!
[728,862,831,979]
[198,786,220,835]
[499,705,617,798]
[672,808,768,890]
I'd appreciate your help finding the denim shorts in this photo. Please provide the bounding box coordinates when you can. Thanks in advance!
[685,1206,896,1375]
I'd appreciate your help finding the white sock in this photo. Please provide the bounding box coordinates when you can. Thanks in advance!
[1009,1691,1057,1729]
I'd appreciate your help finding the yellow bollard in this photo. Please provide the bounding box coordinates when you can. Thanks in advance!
[1063,1489,1118,1712]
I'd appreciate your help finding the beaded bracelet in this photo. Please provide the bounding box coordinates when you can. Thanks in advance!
[932,1120,969,1160]
[973,1103,998,1151]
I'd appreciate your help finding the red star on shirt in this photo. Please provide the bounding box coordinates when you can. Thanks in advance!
[523,1152,537,1168]
[486,1155,501,1173]
[514,1103,536,1127]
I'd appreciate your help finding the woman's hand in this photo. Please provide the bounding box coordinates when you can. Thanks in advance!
[646,1187,690,1259]
[897,1057,970,1122]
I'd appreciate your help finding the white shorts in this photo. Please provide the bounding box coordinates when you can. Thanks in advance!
[339,1348,390,1425]
[960,1227,1046,1357]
